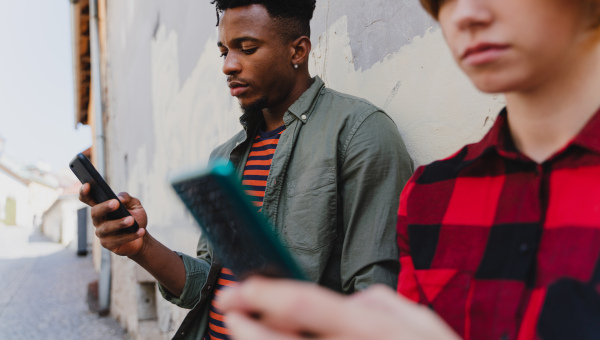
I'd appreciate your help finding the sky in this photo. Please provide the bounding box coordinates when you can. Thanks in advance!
[0,0,92,173]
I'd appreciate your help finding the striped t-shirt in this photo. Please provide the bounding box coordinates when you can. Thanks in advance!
[204,124,286,340]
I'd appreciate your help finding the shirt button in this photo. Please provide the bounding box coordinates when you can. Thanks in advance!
[301,114,307,120]
[519,242,530,254]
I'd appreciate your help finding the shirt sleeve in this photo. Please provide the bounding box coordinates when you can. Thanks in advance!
[396,170,422,303]
[158,234,213,309]
[339,110,414,293]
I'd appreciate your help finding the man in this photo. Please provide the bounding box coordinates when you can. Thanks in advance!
[79,0,412,339]
[218,0,600,339]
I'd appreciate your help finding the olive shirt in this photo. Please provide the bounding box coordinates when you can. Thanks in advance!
[159,76,413,339]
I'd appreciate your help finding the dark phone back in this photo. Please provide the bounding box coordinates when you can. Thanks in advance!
[171,160,306,281]
[69,153,139,234]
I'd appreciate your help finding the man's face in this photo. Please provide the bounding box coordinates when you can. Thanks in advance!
[218,5,296,113]
[438,0,593,94]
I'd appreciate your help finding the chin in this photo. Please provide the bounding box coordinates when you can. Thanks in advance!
[469,72,529,94]
[240,96,269,114]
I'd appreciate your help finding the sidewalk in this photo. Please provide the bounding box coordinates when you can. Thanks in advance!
[0,224,129,340]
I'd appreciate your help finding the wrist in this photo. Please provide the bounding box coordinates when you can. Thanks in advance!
[128,231,153,262]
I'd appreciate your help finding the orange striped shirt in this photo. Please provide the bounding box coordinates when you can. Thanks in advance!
[204,125,285,340]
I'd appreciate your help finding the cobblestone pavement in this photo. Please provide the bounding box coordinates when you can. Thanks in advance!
[0,224,129,340]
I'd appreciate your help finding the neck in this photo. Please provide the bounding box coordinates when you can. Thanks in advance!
[505,44,600,163]
[262,74,314,131]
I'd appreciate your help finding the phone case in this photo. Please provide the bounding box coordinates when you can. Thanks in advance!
[170,159,306,280]
[69,153,139,234]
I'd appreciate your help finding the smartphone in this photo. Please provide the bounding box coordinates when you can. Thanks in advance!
[69,153,139,234]
[170,159,306,281]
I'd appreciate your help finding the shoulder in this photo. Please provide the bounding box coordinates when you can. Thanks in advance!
[411,124,500,186]
[410,146,472,186]
[318,87,384,119]
[313,87,398,140]
[209,130,247,160]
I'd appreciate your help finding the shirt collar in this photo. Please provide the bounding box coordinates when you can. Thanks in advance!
[239,76,325,129]
[463,108,516,163]
[570,106,600,155]
[464,105,600,165]
[286,76,325,123]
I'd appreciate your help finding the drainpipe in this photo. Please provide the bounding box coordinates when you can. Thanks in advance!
[69,0,80,129]
[89,0,111,315]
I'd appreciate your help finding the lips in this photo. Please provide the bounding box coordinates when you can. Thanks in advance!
[461,43,510,66]
[228,81,249,97]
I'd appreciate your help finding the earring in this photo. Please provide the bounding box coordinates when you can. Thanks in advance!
[294,64,298,69]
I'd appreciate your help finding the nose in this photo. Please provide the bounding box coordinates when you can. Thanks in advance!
[222,53,241,75]
[450,0,493,31]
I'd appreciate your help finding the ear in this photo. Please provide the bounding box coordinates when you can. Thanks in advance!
[290,36,312,67]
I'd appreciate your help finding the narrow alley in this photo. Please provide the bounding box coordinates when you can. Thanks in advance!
[0,224,128,340]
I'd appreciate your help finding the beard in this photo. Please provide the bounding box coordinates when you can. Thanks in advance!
[240,96,269,117]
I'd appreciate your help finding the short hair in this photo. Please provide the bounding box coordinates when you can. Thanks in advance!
[419,0,600,27]
[211,0,317,41]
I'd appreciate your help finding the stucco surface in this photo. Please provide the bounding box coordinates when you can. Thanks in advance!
[311,0,436,71]
[311,16,504,166]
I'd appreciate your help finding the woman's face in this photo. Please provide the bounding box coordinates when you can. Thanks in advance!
[438,0,595,94]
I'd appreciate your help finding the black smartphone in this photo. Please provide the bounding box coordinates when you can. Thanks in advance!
[69,153,139,234]
[171,159,306,280]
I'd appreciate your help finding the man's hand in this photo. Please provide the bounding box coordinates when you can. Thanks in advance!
[79,183,148,257]
[218,277,461,340]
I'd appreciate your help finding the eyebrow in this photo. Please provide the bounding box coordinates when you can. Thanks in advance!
[217,36,262,48]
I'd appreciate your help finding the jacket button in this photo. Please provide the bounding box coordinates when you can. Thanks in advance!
[301,114,307,120]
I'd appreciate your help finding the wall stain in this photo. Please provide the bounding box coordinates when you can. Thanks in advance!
[311,0,437,71]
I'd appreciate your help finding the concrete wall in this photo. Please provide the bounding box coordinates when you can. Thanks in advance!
[101,0,505,338]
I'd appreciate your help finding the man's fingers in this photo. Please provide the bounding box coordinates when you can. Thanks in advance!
[117,192,143,210]
[117,192,130,204]
[97,224,145,250]
[219,277,357,336]
[95,214,136,237]
[90,199,119,224]
[78,183,98,206]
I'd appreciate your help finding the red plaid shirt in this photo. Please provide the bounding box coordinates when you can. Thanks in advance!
[397,108,600,340]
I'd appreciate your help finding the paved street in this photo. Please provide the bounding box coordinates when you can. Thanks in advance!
[0,224,129,340]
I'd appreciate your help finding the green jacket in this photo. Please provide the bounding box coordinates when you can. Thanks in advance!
[159,77,413,339]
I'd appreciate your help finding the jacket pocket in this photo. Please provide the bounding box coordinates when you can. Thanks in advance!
[282,167,337,251]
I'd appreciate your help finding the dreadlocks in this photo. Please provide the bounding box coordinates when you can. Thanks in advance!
[210,0,317,41]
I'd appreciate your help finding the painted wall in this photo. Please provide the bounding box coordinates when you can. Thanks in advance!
[101,0,505,338]
[0,171,30,226]
[28,181,61,226]
[41,195,87,247]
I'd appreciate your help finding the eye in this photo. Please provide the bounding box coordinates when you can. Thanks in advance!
[220,52,228,58]
[241,47,257,55]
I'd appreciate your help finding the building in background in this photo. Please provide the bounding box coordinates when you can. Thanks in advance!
[70,0,506,339]
[0,140,61,228]
[41,159,89,248]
